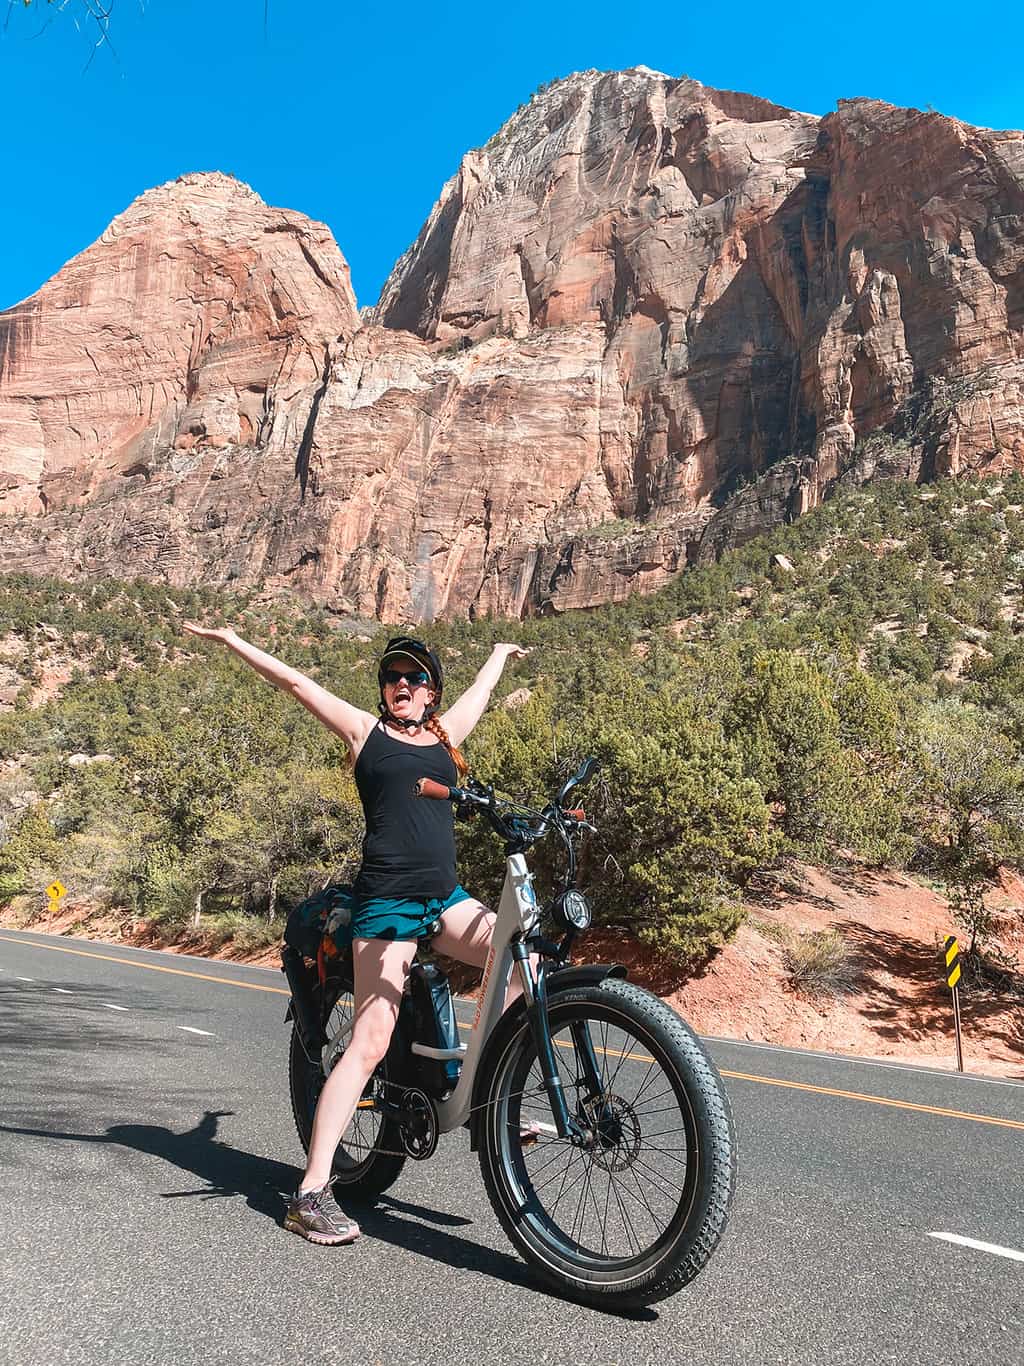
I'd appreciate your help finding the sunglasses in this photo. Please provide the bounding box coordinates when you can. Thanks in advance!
[383,669,431,688]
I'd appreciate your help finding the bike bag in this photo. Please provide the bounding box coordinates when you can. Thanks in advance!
[408,963,462,1096]
[281,944,327,1053]
[283,883,354,960]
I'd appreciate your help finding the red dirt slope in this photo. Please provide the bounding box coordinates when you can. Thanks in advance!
[587,865,1023,1078]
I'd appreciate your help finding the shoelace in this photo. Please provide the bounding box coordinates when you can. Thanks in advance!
[301,1183,355,1229]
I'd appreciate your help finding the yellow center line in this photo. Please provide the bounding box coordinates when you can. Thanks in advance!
[0,934,289,995]
[555,1037,653,1065]
[547,1039,1024,1131]
[719,1069,1024,1131]
[5,935,1021,1132]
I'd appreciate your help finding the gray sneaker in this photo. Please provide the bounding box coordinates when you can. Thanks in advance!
[284,1182,361,1246]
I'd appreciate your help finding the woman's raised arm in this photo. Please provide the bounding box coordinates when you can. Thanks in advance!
[182,623,375,754]
[440,642,529,748]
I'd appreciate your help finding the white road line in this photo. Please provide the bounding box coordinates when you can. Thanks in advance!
[177,1026,215,1037]
[102,1003,129,1012]
[929,1232,1024,1263]
[15,976,33,981]
[52,987,73,994]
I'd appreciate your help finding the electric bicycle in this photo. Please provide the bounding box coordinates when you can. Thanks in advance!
[282,757,736,1308]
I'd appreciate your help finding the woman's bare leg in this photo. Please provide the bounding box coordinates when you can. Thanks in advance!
[301,938,415,1192]
[433,897,532,1008]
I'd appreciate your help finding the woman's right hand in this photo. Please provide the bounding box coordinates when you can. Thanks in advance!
[182,621,236,644]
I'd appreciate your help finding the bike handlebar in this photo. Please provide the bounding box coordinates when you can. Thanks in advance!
[412,762,598,849]
[413,777,492,807]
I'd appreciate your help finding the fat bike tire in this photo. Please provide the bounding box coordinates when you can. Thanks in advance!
[288,975,406,1200]
[478,978,736,1308]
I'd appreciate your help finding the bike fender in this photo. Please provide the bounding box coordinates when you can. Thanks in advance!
[546,963,628,992]
[466,962,628,1151]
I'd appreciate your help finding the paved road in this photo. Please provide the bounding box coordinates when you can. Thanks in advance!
[1,927,1021,1366]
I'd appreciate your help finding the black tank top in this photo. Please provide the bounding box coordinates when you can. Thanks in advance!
[352,722,458,901]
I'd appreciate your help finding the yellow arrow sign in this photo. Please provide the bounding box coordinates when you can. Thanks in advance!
[45,880,66,901]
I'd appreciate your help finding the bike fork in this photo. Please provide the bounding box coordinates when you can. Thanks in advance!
[569,1019,608,1103]
[513,945,589,1144]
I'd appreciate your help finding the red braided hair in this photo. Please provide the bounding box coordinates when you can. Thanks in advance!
[425,712,469,780]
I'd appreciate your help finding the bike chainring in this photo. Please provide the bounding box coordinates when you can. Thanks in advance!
[399,1087,439,1161]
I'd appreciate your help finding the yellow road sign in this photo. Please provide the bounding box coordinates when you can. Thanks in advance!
[943,934,962,988]
[45,880,66,901]
[943,934,965,1071]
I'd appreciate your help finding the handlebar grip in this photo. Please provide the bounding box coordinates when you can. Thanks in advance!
[415,777,452,800]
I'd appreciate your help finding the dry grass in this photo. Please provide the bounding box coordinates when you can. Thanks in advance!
[748,915,788,945]
[2,895,41,929]
[750,915,859,1000]
[782,929,858,1000]
[181,910,285,954]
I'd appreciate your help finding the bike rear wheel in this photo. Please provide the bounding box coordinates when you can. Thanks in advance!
[478,978,736,1308]
[288,974,407,1198]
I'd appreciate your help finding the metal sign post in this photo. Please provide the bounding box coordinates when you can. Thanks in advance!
[943,934,964,1073]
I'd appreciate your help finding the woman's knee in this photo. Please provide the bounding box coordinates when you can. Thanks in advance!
[349,1005,396,1068]
[349,939,413,1067]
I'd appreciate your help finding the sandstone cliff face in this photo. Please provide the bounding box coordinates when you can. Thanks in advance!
[1,72,1023,618]
[0,172,357,520]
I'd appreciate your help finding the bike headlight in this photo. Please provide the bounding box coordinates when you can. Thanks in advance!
[554,889,592,930]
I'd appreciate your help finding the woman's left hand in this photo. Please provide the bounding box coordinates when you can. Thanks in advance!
[493,643,530,661]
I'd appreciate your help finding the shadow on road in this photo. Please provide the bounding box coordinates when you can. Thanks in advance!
[0,1109,657,1319]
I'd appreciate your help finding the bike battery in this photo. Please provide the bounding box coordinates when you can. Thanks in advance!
[409,963,462,1096]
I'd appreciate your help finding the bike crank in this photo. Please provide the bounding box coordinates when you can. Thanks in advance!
[342,1085,440,1162]
[399,1087,439,1160]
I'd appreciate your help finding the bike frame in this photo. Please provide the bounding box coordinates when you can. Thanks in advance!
[433,851,539,1133]
[316,855,537,1124]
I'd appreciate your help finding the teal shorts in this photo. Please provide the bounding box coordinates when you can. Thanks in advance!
[350,884,473,942]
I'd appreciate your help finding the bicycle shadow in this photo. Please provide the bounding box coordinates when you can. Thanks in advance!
[0,1110,657,1320]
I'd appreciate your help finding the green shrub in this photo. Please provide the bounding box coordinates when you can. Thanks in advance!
[723,650,847,853]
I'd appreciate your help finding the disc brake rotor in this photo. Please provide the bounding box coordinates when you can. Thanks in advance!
[581,1092,642,1173]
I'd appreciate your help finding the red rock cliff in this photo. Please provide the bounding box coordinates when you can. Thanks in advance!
[1,71,1022,617]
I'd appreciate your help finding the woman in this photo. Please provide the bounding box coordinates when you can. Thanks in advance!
[182,622,528,1245]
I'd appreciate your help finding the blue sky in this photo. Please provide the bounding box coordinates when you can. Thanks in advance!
[3,0,1023,312]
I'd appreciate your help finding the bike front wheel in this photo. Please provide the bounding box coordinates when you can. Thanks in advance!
[478,977,736,1308]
